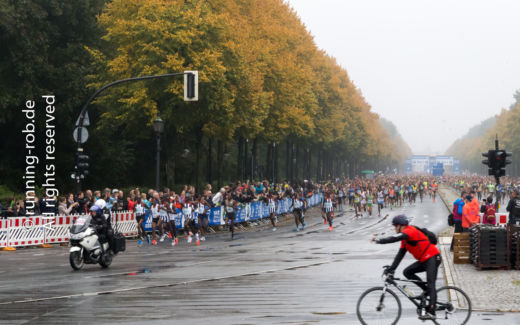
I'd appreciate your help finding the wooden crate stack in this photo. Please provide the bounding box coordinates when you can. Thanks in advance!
[453,232,470,264]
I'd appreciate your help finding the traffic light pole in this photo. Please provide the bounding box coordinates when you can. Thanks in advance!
[494,138,500,211]
[74,72,196,192]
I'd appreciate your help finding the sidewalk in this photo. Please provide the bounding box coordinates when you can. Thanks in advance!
[438,185,520,312]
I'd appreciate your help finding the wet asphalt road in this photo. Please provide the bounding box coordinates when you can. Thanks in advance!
[1,195,519,325]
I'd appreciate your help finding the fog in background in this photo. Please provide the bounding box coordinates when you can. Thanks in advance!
[286,0,520,155]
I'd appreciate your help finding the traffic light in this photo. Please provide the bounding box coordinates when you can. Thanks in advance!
[76,153,89,177]
[184,71,198,101]
[482,150,497,175]
[495,150,512,177]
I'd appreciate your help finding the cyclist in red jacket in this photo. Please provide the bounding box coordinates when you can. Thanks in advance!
[371,214,441,320]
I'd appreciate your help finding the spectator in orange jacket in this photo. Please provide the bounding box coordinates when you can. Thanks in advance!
[462,195,480,231]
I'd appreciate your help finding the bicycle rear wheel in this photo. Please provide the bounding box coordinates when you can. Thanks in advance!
[435,286,472,324]
[356,286,401,325]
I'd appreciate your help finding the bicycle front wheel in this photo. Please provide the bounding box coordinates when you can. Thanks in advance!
[435,286,472,324]
[356,286,401,325]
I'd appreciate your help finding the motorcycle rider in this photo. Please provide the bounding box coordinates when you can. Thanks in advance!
[91,199,114,253]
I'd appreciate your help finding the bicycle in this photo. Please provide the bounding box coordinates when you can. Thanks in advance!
[356,266,472,325]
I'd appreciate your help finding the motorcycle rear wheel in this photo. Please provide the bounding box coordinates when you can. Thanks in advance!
[99,251,113,268]
[70,250,84,270]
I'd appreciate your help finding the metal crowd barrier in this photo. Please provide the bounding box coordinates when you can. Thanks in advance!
[143,193,323,231]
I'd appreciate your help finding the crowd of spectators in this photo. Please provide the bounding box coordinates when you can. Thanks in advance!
[4,173,520,220]
[0,180,319,219]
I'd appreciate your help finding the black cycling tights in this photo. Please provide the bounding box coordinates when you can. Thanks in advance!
[403,254,441,309]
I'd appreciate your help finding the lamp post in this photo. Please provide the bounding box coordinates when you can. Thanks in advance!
[272,142,276,184]
[153,115,164,191]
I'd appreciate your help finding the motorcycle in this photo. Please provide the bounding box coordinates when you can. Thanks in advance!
[69,215,113,270]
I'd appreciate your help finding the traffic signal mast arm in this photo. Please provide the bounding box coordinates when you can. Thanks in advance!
[73,71,198,192]
[76,72,197,136]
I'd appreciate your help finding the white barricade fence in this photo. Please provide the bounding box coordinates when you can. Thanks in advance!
[44,215,77,244]
[0,218,8,248]
[112,211,138,237]
[4,216,46,247]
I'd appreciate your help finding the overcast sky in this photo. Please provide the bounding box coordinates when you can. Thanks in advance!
[286,0,520,155]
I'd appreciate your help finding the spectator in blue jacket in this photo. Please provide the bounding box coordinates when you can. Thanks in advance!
[450,191,465,251]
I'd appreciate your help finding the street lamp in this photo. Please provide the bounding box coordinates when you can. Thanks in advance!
[272,142,276,184]
[153,115,164,191]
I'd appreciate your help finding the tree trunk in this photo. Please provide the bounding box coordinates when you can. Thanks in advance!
[289,142,294,182]
[207,137,213,185]
[244,138,249,181]
[285,140,290,182]
[195,128,202,191]
[237,137,243,181]
[316,149,321,181]
[165,132,176,187]
[266,142,272,182]
[307,148,311,181]
[274,143,279,183]
[252,138,258,181]
[294,144,299,182]
[217,140,223,188]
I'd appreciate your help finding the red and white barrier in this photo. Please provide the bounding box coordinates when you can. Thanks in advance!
[0,211,139,249]
[112,211,138,237]
[0,219,9,248]
[4,216,46,247]
[43,215,79,244]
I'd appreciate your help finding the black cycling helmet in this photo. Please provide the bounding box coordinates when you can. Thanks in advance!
[392,214,409,226]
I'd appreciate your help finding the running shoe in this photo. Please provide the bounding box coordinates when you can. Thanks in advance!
[323,219,327,224]
[302,222,306,230]
[168,232,172,239]
[159,234,166,242]
[138,239,142,247]
[196,238,200,246]
[328,226,333,231]
[151,239,157,245]
[273,227,277,231]
[296,227,300,232]
[200,236,206,241]
[146,234,151,244]
[174,237,178,245]
[187,236,192,243]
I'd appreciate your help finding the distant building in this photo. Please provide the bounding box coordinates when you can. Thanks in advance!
[406,155,460,175]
